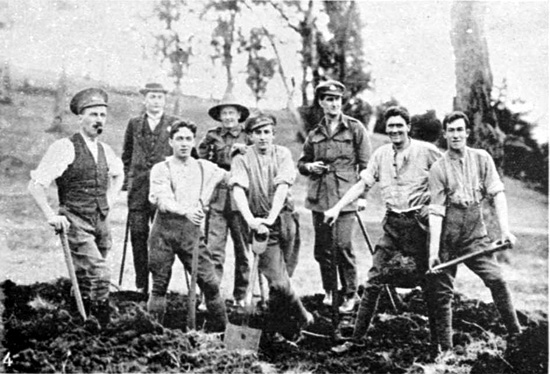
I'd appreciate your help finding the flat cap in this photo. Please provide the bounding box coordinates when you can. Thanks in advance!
[245,114,277,133]
[69,88,108,115]
[139,82,168,95]
[315,80,345,97]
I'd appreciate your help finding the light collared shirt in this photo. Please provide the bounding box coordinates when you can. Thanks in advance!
[146,112,163,132]
[429,147,504,217]
[30,133,123,188]
[149,156,226,214]
[360,138,442,212]
[229,145,296,217]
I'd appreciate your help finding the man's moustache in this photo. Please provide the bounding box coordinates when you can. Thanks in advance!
[93,124,103,134]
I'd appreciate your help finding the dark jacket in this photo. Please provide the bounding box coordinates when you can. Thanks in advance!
[122,113,179,211]
[298,114,371,212]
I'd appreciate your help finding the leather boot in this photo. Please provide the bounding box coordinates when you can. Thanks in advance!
[489,281,522,334]
[351,285,381,341]
[147,294,167,324]
[91,299,111,328]
[205,297,228,332]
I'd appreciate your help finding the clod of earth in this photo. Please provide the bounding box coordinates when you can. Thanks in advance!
[1,279,547,373]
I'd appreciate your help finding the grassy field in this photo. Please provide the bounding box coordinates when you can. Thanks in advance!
[0,87,547,315]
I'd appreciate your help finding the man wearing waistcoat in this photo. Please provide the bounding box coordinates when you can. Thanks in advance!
[29,88,124,326]
[197,94,250,306]
[122,83,180,294]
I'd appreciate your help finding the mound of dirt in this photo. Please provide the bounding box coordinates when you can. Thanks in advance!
[1,279,547,373]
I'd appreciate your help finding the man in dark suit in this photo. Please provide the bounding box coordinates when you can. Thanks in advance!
[122,83,180,294]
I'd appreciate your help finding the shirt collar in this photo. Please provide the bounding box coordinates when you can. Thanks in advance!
[146,112,163,122]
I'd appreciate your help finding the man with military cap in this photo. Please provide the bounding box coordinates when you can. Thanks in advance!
[298,79,372,313]
[29,88,124,326]
[198,93,251,307]
[122,83,181,294]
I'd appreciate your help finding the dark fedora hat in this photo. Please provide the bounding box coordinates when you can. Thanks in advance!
[139,83,168,95]
[69,88,108,115]
[208,93,250,123]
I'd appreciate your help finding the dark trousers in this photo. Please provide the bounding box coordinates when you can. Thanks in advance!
[207,208,250,300]
[61,207,111,302]
[257,214,309,332]
[129,206,155,290]
[431,204,521,348]
[312,211,357,297]
[351,211,445,348]
[148,212,227,327]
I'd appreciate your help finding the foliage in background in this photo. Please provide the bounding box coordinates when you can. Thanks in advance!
[151,0,194,114]
[492,80,549,193]
[241,28,277,105]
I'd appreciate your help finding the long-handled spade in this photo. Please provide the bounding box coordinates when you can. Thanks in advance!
[58,227,87,320]
[224,231,268,351]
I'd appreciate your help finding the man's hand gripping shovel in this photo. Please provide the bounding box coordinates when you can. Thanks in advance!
[224,230,268,351]
[57,226,87,320]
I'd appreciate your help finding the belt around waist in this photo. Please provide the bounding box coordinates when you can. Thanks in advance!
[386,209,420,218]
[448,201,480,209]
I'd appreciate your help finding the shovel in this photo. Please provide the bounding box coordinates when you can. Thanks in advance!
[224,231,268,351]
[186,233,200,331]
[427,240,512,274]
[58,228,87,320]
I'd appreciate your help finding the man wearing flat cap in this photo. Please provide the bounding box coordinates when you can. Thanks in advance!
[198,93,251,307]
[298,79,372,314]
[230,113,312,338]
[122,83,181,294]
[29,88,124,326]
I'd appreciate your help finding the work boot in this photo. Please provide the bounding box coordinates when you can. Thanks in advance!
[206,297,228,332]
[91,299,111,328]
[147,294,167,324]
[489,281,522,335]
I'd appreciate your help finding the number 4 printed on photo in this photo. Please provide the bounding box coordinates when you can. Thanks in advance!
[3,352,13,367]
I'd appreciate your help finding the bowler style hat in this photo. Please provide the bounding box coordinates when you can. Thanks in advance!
[139,83,168,95]
[208,93,250,123]
[70,88,108,115]
[245,114,276,133]
[315,80,345,97]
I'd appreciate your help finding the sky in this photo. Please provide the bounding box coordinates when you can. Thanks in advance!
[1,0,548,142]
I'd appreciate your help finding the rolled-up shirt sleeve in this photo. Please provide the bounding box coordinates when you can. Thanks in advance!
[482,152,505,196]
[273,147,296,186]
[149,162,180,213]
[228,155,249,191]
[359,151,379,189]
[428,162,447,217]
[30,138,74,188]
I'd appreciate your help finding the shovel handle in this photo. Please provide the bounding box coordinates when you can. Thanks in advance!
[59,229,87,320]
[428,240,512,273]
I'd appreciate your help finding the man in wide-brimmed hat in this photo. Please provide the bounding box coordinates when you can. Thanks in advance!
[28,88,124,326]
[122,82,181,294]
[198,93,250,307]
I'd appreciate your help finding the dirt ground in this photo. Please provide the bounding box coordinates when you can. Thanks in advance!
[0,90,548,373]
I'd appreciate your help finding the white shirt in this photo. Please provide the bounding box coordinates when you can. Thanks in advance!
[146,112,163,132]
[30,134,124,188]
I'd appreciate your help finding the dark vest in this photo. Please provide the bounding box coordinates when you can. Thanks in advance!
[56,133,109,216]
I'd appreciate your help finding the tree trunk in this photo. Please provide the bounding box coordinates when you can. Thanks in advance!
[0,60,12,104]
[300,0,317,107]
[450,1,505,170]
[223,12,236,96]
[46,66,69,134]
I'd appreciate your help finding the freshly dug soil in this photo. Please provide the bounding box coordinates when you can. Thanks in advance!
[1,279,547,373]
